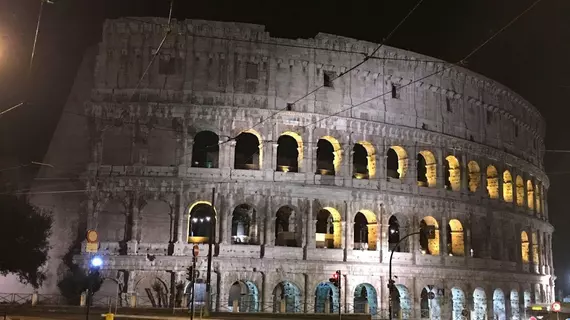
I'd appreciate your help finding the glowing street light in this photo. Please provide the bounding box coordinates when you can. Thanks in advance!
[90,256,103,268]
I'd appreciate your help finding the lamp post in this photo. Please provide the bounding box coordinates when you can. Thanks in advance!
[86,256,103,320]
[388,226,435,320]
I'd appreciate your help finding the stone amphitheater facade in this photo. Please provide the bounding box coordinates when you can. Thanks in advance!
[28,18,554,320]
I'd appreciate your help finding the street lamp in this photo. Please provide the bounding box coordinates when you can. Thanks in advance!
[388,226,435,320]
[86,256,103,320]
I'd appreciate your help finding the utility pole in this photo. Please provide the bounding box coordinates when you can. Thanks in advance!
[205,187,215,315]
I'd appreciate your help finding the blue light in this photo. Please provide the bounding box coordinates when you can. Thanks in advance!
[90,256,103,268]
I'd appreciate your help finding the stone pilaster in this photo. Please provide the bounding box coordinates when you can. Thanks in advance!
[440,216,448,256]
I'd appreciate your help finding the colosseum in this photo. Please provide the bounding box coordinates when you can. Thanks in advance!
[27,17,554,320]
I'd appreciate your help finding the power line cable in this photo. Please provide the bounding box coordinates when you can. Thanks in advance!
[301,0,546,130]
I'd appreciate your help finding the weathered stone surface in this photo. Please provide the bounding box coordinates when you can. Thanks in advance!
[8,18,554,320]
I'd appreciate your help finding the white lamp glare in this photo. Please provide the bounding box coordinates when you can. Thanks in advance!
[90,256,103,268]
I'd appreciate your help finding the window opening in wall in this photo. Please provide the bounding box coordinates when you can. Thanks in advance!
[316,139,336,175]
[159,55,176,75]
[188,203,214,243]
[276,134,300,173]
[419,216,440,255]
[447,219,465,256]
[275,206,299,247]
[446,97,452,112]
[515,176,524,206]
[286,103,293,111]
[388,215,403,252]
[245,62,258,80]
[486,110,493,124]
[353,212,369,250]
[467,161,481,192]
[234,131,261,170]
[387,146,408,180]
[521,231,529,263]
[323,71,335,88]
[352,143,369,179]
[515,125,519,137]
[191,131,220,168]
[417,151,436,187]
[444,155,461,191]
[391,83,400,99]
[486,165,499,199]
[503,170,514,203]
[315,208,341,249]
[470,135,474,142]
[231,204,256,245]
[527,180,535,210]
[422,123,427,130]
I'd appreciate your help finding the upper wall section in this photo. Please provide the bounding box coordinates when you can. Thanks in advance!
[92,18,546,168]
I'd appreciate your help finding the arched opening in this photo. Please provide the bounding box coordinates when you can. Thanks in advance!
[191,131,219,168]
[521,231,530,263]
[473,288,487,320]
[353,141,376,179]
[315,281,339,313]
[535,182,542,214]
[187,202,215,243]
[417,150,436,187]
[276,132,301,173]
[275,206,300,247]
[532,232,539,264]
[503,170,513,203]
[353,210,377,251]
[444,155,461,191]
[447,219,464,256]
[388,215,405,252]
[135,276,171,308]
[234,131,261,170]
[419,216,440,255]
[353,283,378,314]
[493,289,506,320]
[420,288,430,319]
[392,284,412,319]
[486,165,499,199]
[527,180,535,210]
[451,288,466,320]
[273,281,301,313]
[510,290,520,320]
[523,290,532,309]
[468,161,481,192]
[316,136,341,175]
[227,280,259,312]
[516,176,525,206]
[231,204,257,245]
[387,146,408,179]
[315,207,341,249]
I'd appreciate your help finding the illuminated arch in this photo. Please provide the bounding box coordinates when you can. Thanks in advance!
[493,289,506,320]
[516,176,524,207]
[521,231,529,263]
[527,180,535,210]
[467,161,481,192]
[315,207,342,249]
[445,155,461,191]
[353,141,376,179]
[316,136,342,175]
[387,146,408,179]
[473,288,487,320]
[451,288,466,320]
[228,280,260,312]
[503,170,513,203]
[510,290,520,320]
[447,219,464,256]
[353,283,378,314]
[393,284,412,319]
[420,216,440,255]
[187,201,217,243]
[535,182,542,214]
[234,129,263,170]
[532,232,539,264]
[353,209,378,250]
[277,131,303,173]
[486,165,499,199]
[417,150,437,187]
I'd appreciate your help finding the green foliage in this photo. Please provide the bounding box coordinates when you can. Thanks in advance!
[0,194,53,288]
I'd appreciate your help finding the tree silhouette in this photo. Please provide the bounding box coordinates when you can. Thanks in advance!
[0,194,53,288]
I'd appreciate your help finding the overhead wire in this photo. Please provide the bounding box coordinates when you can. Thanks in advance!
[300,0,546,129]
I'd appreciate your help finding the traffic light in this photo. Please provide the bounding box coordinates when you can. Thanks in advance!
[329,270,341,288]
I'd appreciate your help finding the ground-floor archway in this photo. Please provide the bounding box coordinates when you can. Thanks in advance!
[511,290,520,320]
[493,289,506,320]
[451,287,466,320]
[315,281,340,313]
[392,284,412,319]
[353,283,378,314]
[227,280,260,312]
[273,281,302,313]
[473,288,487,320]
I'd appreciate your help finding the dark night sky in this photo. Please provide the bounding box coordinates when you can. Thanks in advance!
[0,0,567,290]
